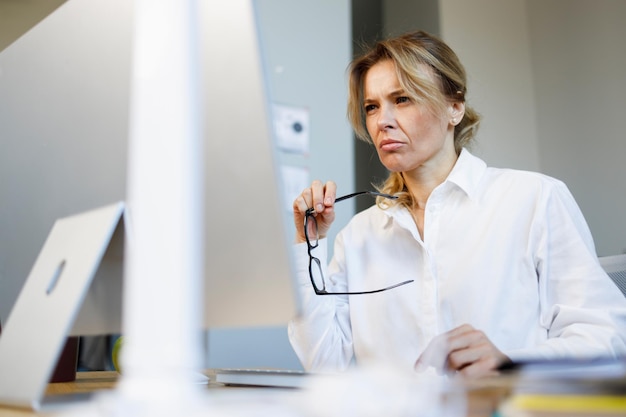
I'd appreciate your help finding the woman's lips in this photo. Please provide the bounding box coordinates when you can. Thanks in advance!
[379,139,404,152]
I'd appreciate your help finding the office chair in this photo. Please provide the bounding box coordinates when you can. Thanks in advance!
[599,254,626,297]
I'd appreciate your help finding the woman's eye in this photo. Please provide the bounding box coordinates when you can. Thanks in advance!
[396,96,410,104]
[364,104,377,113]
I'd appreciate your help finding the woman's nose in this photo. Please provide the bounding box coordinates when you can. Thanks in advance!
[376,105,396,130]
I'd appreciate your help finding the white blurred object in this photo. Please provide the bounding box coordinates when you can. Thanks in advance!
[301,363,466,417]
[281,165,310,212]
[414,331,450,375]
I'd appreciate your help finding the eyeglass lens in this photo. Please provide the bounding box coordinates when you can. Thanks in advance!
[309,256,325,293]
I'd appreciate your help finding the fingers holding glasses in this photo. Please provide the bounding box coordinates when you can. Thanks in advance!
[293,180,337,243]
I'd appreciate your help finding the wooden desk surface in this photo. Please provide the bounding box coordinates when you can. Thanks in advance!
[0,371,510,417]
[45,371,118,396]
[0,372,117,417]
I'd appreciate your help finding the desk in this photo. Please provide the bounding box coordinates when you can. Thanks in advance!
[0,371,510,417]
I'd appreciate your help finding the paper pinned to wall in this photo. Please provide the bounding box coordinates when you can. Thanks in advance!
[273,103,310,155]
[281,165,309,213]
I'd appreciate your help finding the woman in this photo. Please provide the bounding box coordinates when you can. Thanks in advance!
[289,31,626,378]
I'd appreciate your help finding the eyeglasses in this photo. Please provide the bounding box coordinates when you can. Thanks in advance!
[304,191,414,295]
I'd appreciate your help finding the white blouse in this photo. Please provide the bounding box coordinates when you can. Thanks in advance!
[288,149,626,372]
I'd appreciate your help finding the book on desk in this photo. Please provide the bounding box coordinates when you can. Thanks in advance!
[498,357,626,416]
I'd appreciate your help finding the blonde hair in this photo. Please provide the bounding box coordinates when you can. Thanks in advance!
[347,31,481,208]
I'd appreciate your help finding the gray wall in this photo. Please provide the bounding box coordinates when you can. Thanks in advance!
[527,0,626,256]
[440,0,626,256]
[440,0,541,171]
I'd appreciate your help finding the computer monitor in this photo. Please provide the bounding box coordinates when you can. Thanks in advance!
[0,0,297,342]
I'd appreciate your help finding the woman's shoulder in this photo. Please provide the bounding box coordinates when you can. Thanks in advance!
[478,165,580,211]
[457,150,570,200]
[484,165,568,191]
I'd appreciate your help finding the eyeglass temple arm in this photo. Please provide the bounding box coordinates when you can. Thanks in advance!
[334,191,398,203]
[315,278,414,296]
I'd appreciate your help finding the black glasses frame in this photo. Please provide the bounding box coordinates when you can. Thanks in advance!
[304,191,414,295]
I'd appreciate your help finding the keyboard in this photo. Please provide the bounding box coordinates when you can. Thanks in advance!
[213,368,308,389]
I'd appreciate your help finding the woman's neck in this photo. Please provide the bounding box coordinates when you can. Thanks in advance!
[403,150,458,210]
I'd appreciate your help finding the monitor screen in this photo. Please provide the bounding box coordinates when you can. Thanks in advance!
[0,0,298,339]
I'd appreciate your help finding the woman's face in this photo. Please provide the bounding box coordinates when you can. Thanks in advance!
[363,60,461,175]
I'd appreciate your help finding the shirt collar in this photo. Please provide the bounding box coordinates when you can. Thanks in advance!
[382,148,487,223]
[445,148,487,201]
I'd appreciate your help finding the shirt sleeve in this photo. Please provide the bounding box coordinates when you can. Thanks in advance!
[287,238,355,371]
[505,180,626,361]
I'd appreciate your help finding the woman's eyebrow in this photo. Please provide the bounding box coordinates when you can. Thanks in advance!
[364,89,406,104]
[388,88,406,97]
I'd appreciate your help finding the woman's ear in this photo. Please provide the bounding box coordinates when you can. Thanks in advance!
[449,101,465,126]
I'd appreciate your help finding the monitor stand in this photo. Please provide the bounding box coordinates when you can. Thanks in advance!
[0,202,124,411]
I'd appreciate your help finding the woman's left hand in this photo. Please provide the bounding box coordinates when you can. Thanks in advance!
[414,324,511,378]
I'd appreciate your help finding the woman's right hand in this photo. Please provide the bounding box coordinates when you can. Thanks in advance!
[293,180,337,244]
